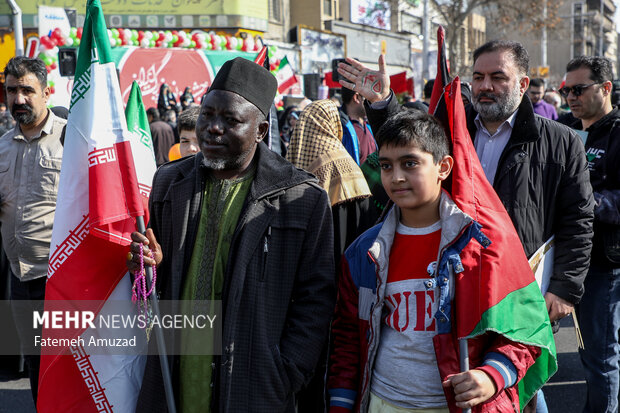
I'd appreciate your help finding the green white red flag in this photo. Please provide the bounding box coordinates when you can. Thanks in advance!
[443,76,557,408]
[275,56,299,94]
[38,0,156,411]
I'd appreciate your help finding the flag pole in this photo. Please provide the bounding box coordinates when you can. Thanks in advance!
[459,338,471,413]
[136,215,177,413]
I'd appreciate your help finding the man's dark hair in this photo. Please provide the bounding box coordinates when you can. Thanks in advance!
[375,110,451,163]
[423,79,435,99]
[162,109,176,122]
[473,40,529,76]
[529,78,545,88]
[341,86,356,105]
[177,106,200,132]
[4,56,47,90]
[146,107,160,122]
[566,56,614,83]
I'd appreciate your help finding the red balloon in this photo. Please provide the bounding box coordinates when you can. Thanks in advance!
[77,27,83,39]
[158,32,165,41]
[50,62,57,70]
[155,39,163,47]
[40,36,53,50]
[117,28,124,38]
[52,28,63,40]
[137,31,144,42]
[49,86,55,94]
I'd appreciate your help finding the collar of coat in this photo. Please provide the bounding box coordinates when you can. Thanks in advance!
[188,141,319,201]
[466,93,539,146]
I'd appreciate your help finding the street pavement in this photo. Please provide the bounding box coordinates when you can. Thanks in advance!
[0,317,588,412]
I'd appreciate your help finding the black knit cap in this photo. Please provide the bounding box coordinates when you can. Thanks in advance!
[208,57,277,117]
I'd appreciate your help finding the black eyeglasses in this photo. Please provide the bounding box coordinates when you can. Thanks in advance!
[558,82,601,98]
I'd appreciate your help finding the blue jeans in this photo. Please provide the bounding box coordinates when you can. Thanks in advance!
[577,264,620,413]
[536,389,548,413]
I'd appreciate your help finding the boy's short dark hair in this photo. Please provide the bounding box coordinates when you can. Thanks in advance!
[4,56,47,90]
[341,86,356,105]
[375,110,451,163]
[177,106,200,132]
[146,107,160,121]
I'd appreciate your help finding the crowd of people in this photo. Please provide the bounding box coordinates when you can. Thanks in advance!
[0,33,618,413]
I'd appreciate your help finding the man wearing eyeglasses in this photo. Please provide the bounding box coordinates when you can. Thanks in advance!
[561,56,620,413]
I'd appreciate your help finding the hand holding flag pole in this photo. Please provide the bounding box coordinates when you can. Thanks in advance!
[135,217,177,413]
[428,26,475,413]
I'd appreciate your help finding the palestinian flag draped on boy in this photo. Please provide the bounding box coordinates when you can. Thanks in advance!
[38,0,156,411]
[430,29,557,409]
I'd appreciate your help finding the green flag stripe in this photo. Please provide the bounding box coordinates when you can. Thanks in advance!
[465,281,558,408]
[72,0,112,104]
[125,81,156,158]
[278,56,289,71]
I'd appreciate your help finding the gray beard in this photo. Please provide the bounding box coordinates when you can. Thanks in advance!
[473,85,522,123]
[201,143,255,171]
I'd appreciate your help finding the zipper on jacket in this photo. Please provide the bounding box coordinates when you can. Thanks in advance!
[259,226,271,281]
[360,250,382,410]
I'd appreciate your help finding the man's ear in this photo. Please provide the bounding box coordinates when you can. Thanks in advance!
[256,120,269,143]
[42,85,51,103]
[602,80,613,96]
[519,76,530,96]
[438,155,454,181]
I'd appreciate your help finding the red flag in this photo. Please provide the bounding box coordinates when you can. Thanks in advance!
[254,45,268,67]
[389,71,408,94]
[428,26,451,114]
[439,76,557,407]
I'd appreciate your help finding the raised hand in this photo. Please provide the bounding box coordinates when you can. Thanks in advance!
[337,54,391,103]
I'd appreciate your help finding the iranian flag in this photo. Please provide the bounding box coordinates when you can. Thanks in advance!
[275,56,299,94]
[37,0,156,411]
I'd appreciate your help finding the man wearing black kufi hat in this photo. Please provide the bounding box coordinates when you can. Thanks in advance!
[129,57,335,412]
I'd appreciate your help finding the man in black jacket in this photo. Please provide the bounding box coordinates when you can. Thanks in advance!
[561,55,620,413]
[338,40,594,411]
[127,57,335,412]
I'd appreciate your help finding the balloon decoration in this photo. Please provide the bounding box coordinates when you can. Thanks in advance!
[168,143,182,161]
[38,26,263,52]
[36,26,271,94]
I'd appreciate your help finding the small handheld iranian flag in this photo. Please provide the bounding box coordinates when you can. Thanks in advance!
[275,56,299,94]
[37,1,157,412]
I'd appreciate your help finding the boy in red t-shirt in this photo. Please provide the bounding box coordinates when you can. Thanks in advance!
[328,110,540,412]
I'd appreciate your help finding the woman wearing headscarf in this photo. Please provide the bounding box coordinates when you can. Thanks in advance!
[287,99,376,264]
[180,86,195,111]
[286,99,374,413]
[157,83,178,117]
